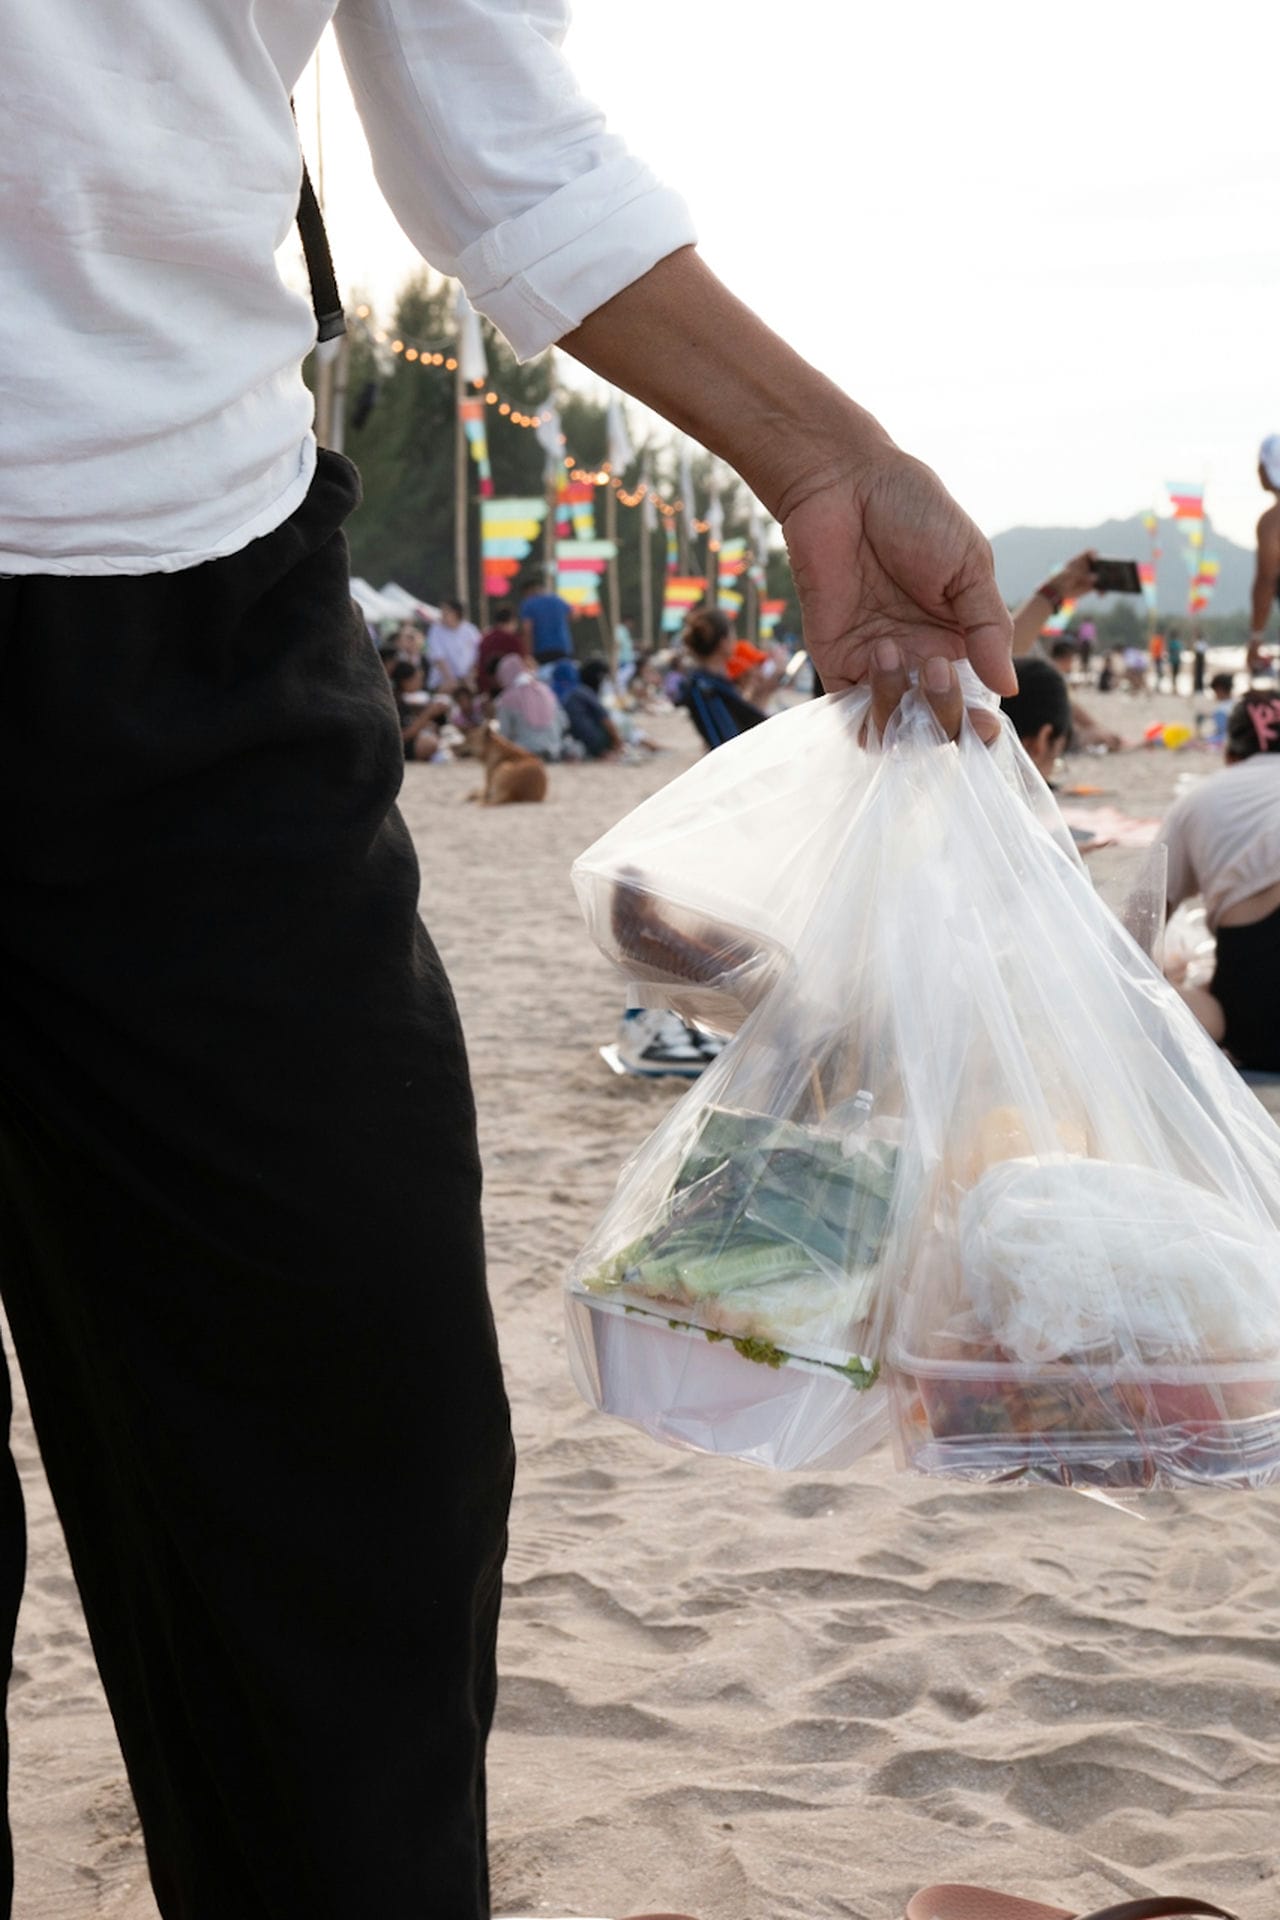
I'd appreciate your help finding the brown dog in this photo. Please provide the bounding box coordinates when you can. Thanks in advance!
[462,723,548,805]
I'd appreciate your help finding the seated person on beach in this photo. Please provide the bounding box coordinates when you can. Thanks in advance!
[476,604,530,697]
[1047,637,1078,680]
[724,636,775,708]
[1122,644,1149,694]
[1197,671,1236,745]
[999,655,1071,779]
[493,653,568,760]
[425,598,481,695]
[679,609,769,749]
[579,656,660,754]
[391,660,451,762]
[554,657,623,759]
[1160,689,1280,1071]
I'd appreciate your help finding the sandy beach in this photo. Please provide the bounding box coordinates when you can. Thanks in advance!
[5,678,1280,1919]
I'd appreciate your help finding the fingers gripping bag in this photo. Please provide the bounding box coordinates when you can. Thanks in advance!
[567,678,1280,1488]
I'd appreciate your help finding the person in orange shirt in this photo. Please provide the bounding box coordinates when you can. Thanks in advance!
[723,637,776,706]
[1150,630,1168,690]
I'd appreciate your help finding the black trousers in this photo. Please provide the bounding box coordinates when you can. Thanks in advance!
[0,453,514,1919]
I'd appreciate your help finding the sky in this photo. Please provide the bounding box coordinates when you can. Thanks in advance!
[293,0,1279,549]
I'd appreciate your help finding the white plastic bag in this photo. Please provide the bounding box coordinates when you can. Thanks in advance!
[569,685,1280,1490]
[573,683,1077,1032]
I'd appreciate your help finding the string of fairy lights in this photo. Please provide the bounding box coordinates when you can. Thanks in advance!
[351,304,710,528]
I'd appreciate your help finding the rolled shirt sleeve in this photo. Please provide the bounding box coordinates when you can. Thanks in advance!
[331,0,697,358]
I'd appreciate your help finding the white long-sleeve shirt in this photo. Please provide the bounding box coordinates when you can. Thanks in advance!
[0,0,694,575]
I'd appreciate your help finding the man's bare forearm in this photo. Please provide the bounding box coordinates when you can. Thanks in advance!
[559,248,890,521]
[1251,569,1274,634]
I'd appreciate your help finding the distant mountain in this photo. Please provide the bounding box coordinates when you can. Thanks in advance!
[990,514,1253,616]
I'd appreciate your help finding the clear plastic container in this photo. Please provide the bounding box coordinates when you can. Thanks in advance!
[889,1314,1280,1491]
[566,1286,887,1472]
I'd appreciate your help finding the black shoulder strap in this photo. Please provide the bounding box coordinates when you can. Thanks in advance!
[296,157,346,342]
[289,97,346,343]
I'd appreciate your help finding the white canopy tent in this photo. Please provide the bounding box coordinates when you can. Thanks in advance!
[349,578,442,626]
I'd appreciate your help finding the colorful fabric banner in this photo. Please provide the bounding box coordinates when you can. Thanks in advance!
[1165,480,1209,579]
[550,473,609,612]
[1040,598,1077,636]
[662,574,706,635]
[664,517,679,576]
[717,537,748,579]
[1166,482,1205,520]
[1189,554,1220,617]
[1137,561,1158,614]
[459,397,493,499]
[717,586,744,617]
[759,599,786,642]
[556,533,615,614]
[481,496,547,599]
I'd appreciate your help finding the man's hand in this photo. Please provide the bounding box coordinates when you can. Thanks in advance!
[560,248,1014,697]
[781,450,1015,697]
[1045,550,1099,605]
[867,642,1002,745]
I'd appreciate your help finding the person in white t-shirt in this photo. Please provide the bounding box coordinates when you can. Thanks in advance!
[1160,690,1280,1069]
[425,597,482,693]
[0,5,1015,1917]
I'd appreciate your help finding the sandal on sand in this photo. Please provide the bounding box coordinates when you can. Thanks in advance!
[906,1890,1238,1920]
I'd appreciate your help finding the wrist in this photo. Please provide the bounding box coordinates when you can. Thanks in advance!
[561,247,892,521]
[1036,580,1064,613]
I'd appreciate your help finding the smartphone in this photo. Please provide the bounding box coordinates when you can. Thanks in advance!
[1090,558,1142,594]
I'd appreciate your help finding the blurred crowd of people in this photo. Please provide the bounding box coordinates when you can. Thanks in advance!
[366,569,809,773]
[370,574,667,768]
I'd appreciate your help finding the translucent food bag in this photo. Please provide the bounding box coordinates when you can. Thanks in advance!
[565,1038,899,1471]
[570,681,1280,1489]
[861,699,1280,1493]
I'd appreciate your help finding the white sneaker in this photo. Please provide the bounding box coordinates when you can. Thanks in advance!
[613,1008,719,1078]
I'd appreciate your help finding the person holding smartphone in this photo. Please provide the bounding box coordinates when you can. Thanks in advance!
[1010,550,1125,751]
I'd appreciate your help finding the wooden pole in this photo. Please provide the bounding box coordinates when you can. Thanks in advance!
[706,536,718,621]
[605,483,620,673]
[454,359,469,612]
[328,332,350,457]
[544,465,557,585]
[639,475,654,652]
[746,570,759,645]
